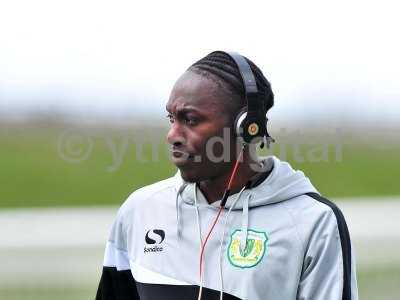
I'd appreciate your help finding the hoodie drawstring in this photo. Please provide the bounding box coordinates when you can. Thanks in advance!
[176,182,205,300]
[240,193,251,253]
[175,183,188,238]
[194,183,206,300]
[218,186,248,300]
[194,183,203,246]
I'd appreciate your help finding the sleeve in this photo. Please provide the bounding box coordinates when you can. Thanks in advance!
[96,210,140,300]
[296,202,358,300]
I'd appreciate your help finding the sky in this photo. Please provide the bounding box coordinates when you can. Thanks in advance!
[0,0,399,126]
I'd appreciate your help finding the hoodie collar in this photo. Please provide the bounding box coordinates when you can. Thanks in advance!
[174,155,319,210]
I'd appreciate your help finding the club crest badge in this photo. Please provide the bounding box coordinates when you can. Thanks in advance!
[227,229,268,268]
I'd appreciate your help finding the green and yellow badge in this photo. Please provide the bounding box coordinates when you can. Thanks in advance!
[227,229,268,268]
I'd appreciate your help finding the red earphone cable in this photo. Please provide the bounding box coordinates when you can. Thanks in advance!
[198,145,245,278]
[199,206,223,277]
[226,149,244,190]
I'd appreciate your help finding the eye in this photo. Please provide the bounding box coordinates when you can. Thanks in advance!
[184,116,198,126]
[183,114,199,126]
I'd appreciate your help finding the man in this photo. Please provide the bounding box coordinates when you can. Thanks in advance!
[96,51,358,300]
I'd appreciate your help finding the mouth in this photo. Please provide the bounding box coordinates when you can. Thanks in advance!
[169,148,195,166]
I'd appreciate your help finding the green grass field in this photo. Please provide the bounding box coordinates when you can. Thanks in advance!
[1,123,399,208]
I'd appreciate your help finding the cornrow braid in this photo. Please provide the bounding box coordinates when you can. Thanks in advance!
[188,51,274,116]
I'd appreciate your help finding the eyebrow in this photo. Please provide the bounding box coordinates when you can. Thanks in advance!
[165,106,202,115]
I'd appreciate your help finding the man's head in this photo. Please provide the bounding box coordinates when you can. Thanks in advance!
[166,51,274,182]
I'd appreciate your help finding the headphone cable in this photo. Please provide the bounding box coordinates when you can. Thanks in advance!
[197,144,245,300]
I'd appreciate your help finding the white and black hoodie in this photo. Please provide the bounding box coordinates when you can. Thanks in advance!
[96,155,358,300]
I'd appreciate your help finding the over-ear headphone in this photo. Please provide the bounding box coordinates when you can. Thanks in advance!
[225,51,275,148]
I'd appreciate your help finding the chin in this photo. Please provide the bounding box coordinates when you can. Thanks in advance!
[178,165,208,183]
[179,165,220,183]
[179,170,200,183]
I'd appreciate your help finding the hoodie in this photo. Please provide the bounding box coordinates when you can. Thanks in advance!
[96,155,358,300]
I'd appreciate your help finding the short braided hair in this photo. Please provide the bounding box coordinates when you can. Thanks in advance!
[188,51,274,117]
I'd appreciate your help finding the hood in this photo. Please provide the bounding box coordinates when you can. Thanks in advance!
[173,155,319,210]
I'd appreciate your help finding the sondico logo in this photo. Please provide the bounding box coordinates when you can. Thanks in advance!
[144,229,165,253]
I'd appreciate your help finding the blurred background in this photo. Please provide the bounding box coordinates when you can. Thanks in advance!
[1,0,399,299]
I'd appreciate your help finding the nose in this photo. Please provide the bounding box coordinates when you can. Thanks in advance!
[166,122,186,147]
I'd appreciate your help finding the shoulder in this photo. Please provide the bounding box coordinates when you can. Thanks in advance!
[116,174,178,225]
[284,192,345,225]
[303,192,348,228]
[282,193,350,245]
[105,174,178,250]
[302,193,351,255]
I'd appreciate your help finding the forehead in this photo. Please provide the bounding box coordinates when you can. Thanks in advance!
[166,70,226,112]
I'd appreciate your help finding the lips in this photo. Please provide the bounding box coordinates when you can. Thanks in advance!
[169,147,194,165]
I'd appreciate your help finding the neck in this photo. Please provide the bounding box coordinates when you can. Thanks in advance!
[198,151,260,204]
